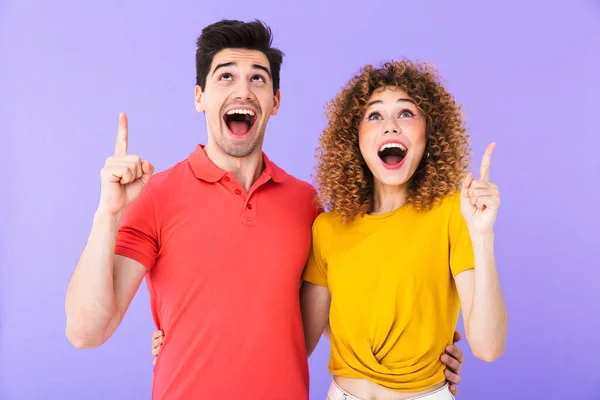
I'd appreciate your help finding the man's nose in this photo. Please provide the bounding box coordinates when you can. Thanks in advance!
[232,81,253,101]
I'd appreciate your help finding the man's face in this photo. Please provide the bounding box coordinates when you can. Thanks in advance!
[195,48,280,158]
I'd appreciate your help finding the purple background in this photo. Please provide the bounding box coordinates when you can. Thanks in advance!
[1,0,599,399]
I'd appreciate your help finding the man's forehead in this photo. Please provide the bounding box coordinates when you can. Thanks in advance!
[211,48,270,71]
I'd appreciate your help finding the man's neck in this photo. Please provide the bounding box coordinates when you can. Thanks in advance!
[204,144,264,193]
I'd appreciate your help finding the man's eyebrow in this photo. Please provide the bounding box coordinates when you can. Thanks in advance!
[212,61,235,76]
[211,62,272,79]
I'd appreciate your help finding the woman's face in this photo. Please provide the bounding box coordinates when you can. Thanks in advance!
[358,86,427,189]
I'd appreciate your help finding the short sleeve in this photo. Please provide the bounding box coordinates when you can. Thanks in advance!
[114,184,159,269]
[448,192,475,277]
[301,213,329,287]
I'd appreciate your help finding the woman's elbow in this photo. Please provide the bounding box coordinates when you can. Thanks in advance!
[473,345,505,362]
[469,333,507,362]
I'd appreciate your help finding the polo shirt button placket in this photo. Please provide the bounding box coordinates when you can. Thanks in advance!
[242,195,257,225]
[222,176,244,199]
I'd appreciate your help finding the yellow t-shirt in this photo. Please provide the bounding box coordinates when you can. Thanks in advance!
[302,191,474,392]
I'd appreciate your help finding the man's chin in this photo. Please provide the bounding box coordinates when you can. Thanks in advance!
[220,137,260,158]
[225,147,255,158]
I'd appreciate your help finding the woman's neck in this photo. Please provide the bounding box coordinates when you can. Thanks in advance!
[371,181,409,216]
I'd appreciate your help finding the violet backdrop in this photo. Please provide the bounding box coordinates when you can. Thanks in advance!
[0,0,599,399]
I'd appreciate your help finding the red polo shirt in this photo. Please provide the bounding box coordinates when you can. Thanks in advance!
[114,145,319,399]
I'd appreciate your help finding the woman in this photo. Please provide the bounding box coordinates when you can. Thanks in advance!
[152,59,507,399]
[299,59,507,399]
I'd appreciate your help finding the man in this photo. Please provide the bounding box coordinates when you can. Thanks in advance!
[65,19,465,399]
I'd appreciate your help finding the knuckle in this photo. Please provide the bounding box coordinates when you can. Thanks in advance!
[101,166,116,179]
[120,168,132,181]
[108,155,124,163]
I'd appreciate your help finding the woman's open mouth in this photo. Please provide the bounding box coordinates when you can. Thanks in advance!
[378,141,408,170]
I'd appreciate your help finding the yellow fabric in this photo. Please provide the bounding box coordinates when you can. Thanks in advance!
[302,191,474,392]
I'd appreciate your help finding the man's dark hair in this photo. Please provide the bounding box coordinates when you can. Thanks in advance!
[195,19,284,93]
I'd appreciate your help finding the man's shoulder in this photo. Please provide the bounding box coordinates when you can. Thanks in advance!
[268,161,316,195]
[145,158,190,193]
[282,173,316,194]
[269,163,321,217]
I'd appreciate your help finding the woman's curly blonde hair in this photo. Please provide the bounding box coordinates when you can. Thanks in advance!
[314,59,471,221]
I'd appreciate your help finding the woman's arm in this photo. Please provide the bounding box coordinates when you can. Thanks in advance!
[455,143,508,362]
[300,281,331,357]
[454,235,507,362]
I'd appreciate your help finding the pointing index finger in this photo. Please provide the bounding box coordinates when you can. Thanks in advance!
[115,112,128,156]
[479,142,495,182]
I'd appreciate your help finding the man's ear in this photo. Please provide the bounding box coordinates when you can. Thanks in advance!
[271,89,281,116]
[195,85,205,113]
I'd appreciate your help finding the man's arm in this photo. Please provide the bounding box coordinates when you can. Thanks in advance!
[65,212,146,348]
[65,112,154,349]
[442,331,466,396]
[300,281,330,357]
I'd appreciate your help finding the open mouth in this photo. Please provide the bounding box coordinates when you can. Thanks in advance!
[223,108,258,136]
[378,142,408,166]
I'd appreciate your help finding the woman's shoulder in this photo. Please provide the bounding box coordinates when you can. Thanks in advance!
[414,189,462,218]
[434,189,462,209]
[314,210,343,230]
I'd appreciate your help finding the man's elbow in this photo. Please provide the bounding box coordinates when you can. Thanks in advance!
[66,327,105,349]
[65,304,118,349]
[65,316,113,349]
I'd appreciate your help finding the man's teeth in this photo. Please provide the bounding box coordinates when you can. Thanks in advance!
[226,109,256,116]
[379,143,407,152]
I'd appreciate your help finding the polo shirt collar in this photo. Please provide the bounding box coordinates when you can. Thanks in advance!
[188,144,285,184]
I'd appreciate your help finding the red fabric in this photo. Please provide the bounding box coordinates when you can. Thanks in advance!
[115,145,319,399]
